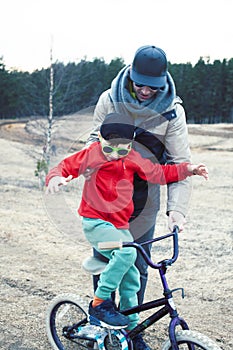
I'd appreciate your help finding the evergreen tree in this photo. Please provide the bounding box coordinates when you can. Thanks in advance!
[0,55,232,123]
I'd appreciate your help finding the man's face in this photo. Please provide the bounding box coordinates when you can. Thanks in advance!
[100,137,132,161]
[132,82,158,102]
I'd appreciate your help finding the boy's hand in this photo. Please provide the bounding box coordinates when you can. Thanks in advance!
[46,175,73,194]
[188,163,209,180]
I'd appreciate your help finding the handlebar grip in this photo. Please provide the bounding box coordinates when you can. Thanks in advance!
[98,241,122,250]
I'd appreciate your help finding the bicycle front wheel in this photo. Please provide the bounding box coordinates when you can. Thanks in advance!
[46,293,90,350]
[162,330,221,350]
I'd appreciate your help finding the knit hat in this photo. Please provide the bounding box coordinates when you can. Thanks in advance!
[100,113,135,141]
[130,45,167,88]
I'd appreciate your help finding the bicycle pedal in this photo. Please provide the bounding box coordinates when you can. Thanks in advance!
[77,324,102,339]
[89,315,127,330]
[86,340,98,349]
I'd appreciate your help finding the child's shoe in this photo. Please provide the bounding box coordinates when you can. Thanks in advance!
[88,299,129,329]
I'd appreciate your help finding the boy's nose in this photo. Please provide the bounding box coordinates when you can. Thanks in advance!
[110,151,119,159]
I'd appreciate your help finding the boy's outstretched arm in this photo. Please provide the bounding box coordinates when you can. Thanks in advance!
[46,175,73,195]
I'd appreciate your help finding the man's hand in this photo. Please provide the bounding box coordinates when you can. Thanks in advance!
[168,211,186,232]
[46,175,73,194]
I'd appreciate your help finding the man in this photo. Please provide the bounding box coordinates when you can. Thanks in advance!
[87,45,192,308]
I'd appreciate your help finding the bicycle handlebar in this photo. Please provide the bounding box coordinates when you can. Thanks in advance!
[98,226,179,269]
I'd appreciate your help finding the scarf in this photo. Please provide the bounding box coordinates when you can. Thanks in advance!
[110,65,177,120]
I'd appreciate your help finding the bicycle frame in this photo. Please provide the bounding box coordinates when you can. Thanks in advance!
[46,221,222,350]
[121,269,190,350]
[62,227,192,350]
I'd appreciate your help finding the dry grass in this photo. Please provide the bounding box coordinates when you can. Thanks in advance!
[0,116,232,349]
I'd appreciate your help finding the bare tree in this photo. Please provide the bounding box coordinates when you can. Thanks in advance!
[35,38,54,188]
[44,37,54,164]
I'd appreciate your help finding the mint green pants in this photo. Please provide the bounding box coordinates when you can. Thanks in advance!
[82,218,140,329]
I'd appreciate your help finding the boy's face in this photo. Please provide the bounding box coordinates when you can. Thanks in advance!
[100,137,132,161]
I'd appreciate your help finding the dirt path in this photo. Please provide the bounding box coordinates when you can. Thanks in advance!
[0,118,232,349]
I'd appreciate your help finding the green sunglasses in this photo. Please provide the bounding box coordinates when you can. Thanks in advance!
[101,144,132,156]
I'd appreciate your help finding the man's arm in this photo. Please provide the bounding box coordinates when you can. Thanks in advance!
[86,90,115,145]
[165,104,192,230]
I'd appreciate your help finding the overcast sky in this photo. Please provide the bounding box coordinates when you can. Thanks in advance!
[1,0,233,72]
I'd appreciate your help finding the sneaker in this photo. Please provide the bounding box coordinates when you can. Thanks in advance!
[88,299,129,329]
[132,333,151,350]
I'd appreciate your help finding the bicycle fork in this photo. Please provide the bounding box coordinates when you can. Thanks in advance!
[160,265,191,350]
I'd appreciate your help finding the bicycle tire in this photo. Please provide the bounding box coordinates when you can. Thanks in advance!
[46,293,132,350]
[46,293,91,350]
[161,330,222,350]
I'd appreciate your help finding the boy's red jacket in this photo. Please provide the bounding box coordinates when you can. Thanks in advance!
[46,142,192,229]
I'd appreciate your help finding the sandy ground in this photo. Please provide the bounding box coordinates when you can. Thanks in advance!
[0,116,232,349]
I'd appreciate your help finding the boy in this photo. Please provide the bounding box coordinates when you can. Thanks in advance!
[46,113,208,333]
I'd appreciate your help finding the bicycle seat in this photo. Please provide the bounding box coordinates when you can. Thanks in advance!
[82,256,108,275]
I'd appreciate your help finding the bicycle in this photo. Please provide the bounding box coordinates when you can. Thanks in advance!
[46,226,222,349]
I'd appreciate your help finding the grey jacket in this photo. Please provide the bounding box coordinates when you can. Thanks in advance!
[87,66,192,218]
